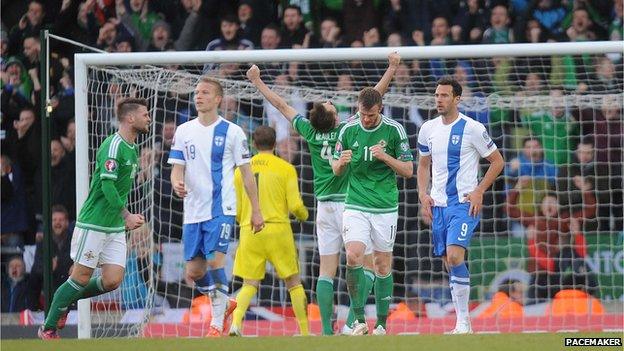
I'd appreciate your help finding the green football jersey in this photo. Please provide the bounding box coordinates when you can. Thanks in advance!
[76,133,139,233]
[333,114,413,213]
[292,114,348,202]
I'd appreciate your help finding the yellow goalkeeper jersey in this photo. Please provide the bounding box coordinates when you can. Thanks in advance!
[234,152,308,227]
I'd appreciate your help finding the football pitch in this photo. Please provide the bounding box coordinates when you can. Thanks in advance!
[3,332,622,351]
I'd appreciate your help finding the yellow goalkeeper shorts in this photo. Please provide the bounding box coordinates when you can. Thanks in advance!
[233,223,300,280]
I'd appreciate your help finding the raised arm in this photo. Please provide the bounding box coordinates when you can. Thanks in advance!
[373,51,401,97]
[246,65,298,122]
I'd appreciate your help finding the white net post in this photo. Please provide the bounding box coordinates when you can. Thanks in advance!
[75,41,624,337]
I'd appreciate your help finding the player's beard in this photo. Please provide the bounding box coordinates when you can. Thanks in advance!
[136,123,150,134]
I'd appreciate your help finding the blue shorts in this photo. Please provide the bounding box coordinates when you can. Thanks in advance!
[182,216,235,261]
[431,203,480,257]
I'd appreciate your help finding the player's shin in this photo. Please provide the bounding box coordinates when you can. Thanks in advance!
[43,278,86,330]
[345,268,375,328]
[374,272,393,328]
[449,263,471,323]
[208,268,229,329]
[288,284,310,335]
[232,284,257,333]
[316,276,335,335]
[346,265,366,322]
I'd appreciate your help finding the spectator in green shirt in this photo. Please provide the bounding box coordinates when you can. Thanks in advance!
[521,89,580,165]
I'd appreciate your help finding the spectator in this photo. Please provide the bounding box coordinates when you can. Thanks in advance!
[477,279,525,318]
[50,139,76,218]
[264,74,304,162]
[342,0,379,45]
[153,119,183,241]
[414,17,452,46]
[609,0,623,41]
[220,96,258,136]
[386,32,403,46]
[521,89,580,165]
[7,0,45,57]
[50,71,75,136]
[121,0,161,44]
[256,25,287,83]
[362,27,381,47]
[565,8,597,41]
[1,155,29,248]
[588,56,623,93]
[313,17,342,48]
[1,256,31,312]
[506,187,598,301]
[1,57,33,137]
[505,137,557,216]
[280,5,309,48]
[238,1,262,46]
[482,5,514,44]
[95,18,119,52]
[452,0,487,44]
[576,97,623,231]
[557,140,608,229]
[531,0,566,39]
[29,205,74,310]
[206,15,254,51]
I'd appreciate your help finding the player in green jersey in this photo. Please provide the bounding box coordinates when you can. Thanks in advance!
[332,87,414,336]
[246,52,400,336]
[39,98,150,339]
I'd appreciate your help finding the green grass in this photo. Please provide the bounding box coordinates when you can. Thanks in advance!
[2,333,622,351]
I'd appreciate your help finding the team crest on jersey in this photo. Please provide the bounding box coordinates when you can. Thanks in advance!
[400,142,409,151]
[105,159,117,172]
[451,135,460,145]
[378,139,387,147]
[214,136,225,147]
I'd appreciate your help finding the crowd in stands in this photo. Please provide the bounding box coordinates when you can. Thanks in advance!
[1,0,622,315]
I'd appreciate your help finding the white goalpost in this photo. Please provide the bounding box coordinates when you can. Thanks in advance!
[74,41,623,338]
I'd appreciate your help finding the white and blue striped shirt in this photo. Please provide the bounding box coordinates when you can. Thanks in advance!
[168,117,250,224]
[417,113,497,207]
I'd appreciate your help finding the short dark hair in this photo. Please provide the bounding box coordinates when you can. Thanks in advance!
[436,76,462,97]
[522,136,541,146]
[263,23,281,37]
[284,4,302,16]
[358,87,382,110]
[253,125,276,150]
[221,14,240,25]
[543,190,558,201]
[52,204,69,219]
[116,97,148,121]
[309,103,335,133]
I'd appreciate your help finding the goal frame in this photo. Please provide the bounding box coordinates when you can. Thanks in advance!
[74,41,623,338]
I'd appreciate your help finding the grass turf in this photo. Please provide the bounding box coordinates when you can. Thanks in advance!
[2,332,622,351]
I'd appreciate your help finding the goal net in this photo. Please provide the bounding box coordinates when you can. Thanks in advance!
[74,42,624,337]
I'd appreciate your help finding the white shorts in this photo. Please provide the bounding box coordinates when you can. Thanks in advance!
[342,209,398,253]
[316,201,372,255]
[70,227,127,269]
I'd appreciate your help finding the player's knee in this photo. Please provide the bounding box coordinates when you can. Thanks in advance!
[186,268,205,281]
[102,274,123,291]
[446,252,464,267]
[374,257,392,276]
[284,275,301,289]
[346,249,364,266]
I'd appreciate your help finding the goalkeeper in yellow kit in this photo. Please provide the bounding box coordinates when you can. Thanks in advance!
[230,126,309,336]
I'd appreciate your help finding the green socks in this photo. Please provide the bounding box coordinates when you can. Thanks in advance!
[346,265,366,322]
[81,277,106,299]
[316,277,335,335]
[374,273,393,328]
[44,278,85,330]
[346,268,375,328]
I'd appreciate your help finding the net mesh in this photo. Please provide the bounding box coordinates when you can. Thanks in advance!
[82,49,623,337]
